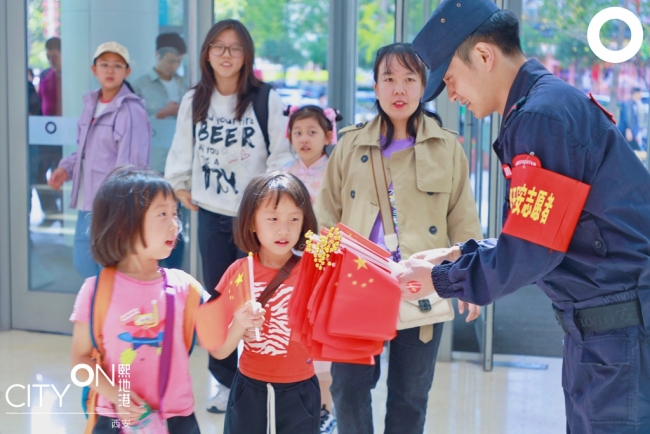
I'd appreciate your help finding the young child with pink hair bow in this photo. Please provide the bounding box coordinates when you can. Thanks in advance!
[282,105,342,205]
[282,104,341,433]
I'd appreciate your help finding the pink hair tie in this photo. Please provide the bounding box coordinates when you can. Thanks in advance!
[285,105,301,139]
[323,108,338,144]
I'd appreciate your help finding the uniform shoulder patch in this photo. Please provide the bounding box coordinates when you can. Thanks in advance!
[339,122,366,134]
[588,92,616,125]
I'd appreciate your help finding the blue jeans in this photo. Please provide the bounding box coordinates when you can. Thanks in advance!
[199,208,247,389]
[331,323,444,434]
[73,210,100,278]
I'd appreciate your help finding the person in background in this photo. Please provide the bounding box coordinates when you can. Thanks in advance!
[48,42,151,278]
[27,68,41,116]
[27,67,42,223]
[164,19,294,414]
[283,104,341,434]
[39,37,62,117]
[283,104,340,203]
[133,32,189,270]
[34,37,63,225]
[618,87,644,151]
[133,32,188,121]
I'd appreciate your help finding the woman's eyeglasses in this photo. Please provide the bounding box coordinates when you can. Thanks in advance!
[209,44,244,58]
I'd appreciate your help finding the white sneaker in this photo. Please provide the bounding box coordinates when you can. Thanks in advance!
[206,385,231,414]
[320,405,337,434]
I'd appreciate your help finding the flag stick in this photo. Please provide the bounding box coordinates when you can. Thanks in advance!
[248,252,261,341]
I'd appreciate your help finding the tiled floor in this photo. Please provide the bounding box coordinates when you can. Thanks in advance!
[0,330,565,433]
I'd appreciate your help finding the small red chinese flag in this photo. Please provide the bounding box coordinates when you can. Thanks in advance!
[333,223,391,259]
[327,249,400,341]
[289,250,323,343]
[502,165,590,252]
[196,260,251,352]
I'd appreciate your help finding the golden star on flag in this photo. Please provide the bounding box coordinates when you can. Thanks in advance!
[354,256,367,270]
[234,273,244,286]
[352,280,358,286]
[347,273,352,278]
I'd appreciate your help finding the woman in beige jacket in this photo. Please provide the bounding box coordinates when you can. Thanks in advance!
[315,43,483,434]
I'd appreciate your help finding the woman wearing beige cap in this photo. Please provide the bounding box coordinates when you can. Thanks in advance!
[48,42,151,278]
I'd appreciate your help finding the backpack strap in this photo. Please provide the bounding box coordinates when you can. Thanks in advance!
[192,83,271,152]
[256,254,300,307]
[84,267,116,434]
[158,269,175,413]
[90,267,116,365]
[183,278,204,355]
[252,82,272,153]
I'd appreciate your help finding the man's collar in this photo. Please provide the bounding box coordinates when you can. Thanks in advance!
[501,59,551,126]
[148,68,161,82]
[353,113,448,147]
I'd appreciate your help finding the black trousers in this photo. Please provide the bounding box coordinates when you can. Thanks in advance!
[199,208,246,388]
[224,371,321,434]
[93,413,200,433]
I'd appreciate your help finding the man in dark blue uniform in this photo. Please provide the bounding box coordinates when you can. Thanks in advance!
[400,0,650,432]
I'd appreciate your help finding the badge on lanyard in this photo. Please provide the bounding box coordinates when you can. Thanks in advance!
[502,154,590,252]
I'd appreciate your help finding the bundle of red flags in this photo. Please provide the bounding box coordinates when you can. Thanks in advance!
[288,223,401,365]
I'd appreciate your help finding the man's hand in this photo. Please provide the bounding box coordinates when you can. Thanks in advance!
[396,258,436,301]
[48,167,68,190]
[175,189,199,211]
[409,246,461,265]
[458,301,481,322]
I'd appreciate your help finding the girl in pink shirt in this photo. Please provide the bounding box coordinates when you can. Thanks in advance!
[70,167,204,433]
[283,105,341,204]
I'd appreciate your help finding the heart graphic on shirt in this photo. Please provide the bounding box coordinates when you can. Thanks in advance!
[241,149,250,160]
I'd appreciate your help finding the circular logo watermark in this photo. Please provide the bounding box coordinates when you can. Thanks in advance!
[587,7,643,63]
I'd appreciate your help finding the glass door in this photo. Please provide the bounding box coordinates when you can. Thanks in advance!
[10,0,199,333]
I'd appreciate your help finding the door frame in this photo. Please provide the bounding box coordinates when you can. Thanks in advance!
[0,0,13,332]
[2,0,213,333]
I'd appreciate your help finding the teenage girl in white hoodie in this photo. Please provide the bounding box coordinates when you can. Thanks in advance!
[164,19,293,413]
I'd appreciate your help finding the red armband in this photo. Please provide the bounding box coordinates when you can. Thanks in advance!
[502,161,590,253]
